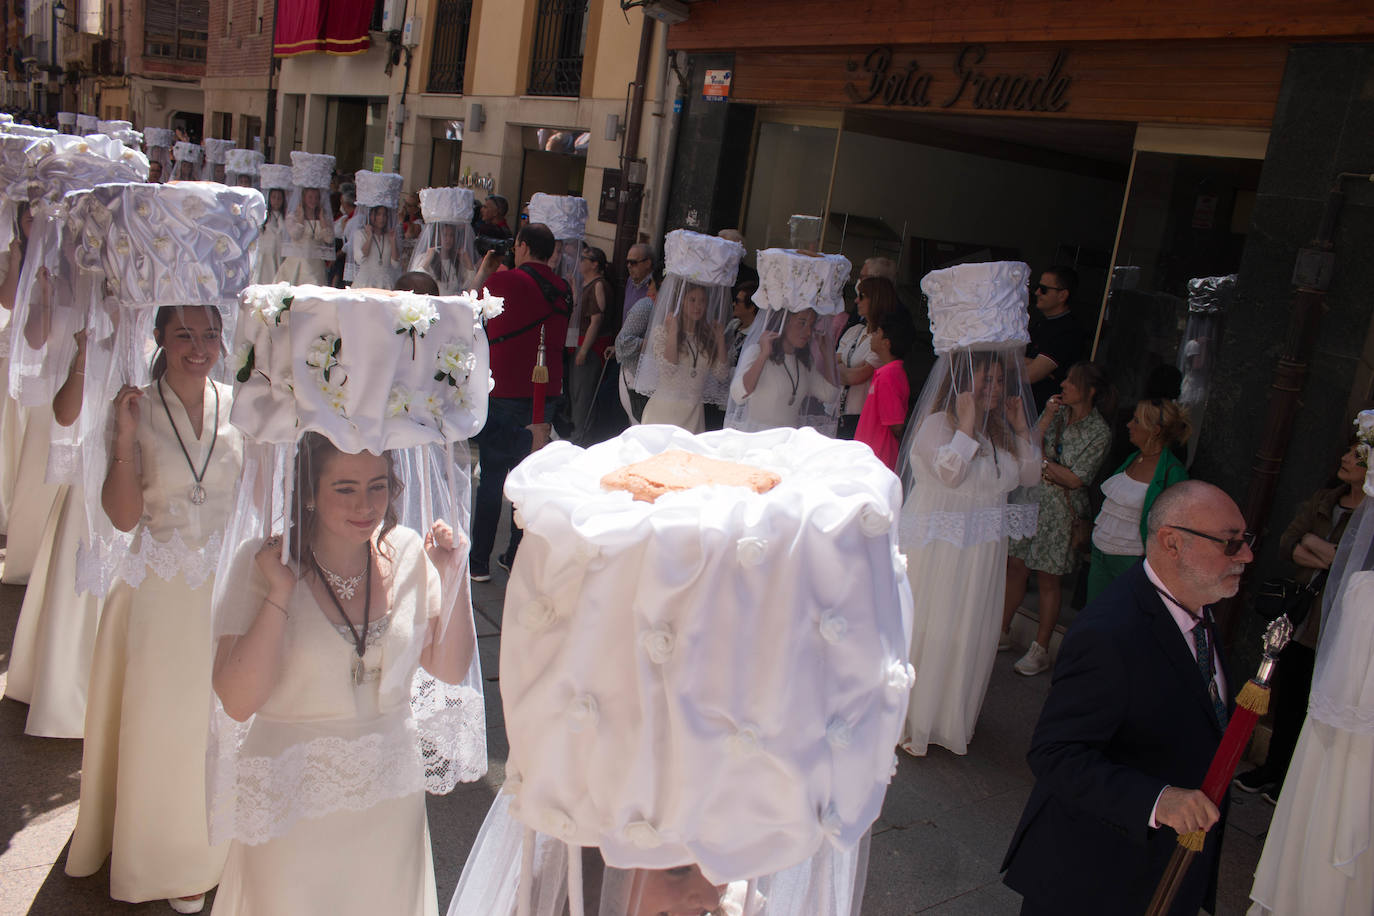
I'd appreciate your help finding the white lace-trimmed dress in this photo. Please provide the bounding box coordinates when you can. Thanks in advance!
[211,527,443,916]
[66,378,240,902]
[899,412,1040,755]
[641,325,730,434]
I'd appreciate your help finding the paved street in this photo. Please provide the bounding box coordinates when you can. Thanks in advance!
[0,528,1274,915]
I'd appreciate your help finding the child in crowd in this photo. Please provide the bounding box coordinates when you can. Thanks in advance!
[855,310,917,471]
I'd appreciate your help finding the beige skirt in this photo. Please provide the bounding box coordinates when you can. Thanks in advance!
[66,571,227,901]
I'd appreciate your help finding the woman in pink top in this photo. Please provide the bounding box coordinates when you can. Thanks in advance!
[855,310,918,471]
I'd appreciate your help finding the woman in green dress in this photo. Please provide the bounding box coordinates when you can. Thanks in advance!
[1002,362,1114,676]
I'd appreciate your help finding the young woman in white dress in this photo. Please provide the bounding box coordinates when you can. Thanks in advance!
[899,348,1039,756]
[274,186,333,286]
[728,307,841,433]
[66,305,240,912]
[351,203,404,290]
[209,434,477,916]
[256,187,287,284]
[412,222,475,295]
[641,283,729,434]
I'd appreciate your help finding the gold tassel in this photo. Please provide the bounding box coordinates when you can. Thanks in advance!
[1236,679,1270,716]
[531,325,549,384]
[1178,830,1205,852]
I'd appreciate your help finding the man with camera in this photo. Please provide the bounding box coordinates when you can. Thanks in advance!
[468,223,570,582]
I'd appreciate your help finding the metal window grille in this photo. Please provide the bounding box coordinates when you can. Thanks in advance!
[527,0,587,98]
[425,0,472,95]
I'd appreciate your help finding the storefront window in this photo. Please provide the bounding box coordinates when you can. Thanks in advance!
[742,121,837,253]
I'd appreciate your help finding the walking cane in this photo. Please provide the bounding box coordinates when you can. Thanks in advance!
[1144,614,1294,915]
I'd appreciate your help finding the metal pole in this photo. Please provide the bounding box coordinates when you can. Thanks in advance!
[611,14,655,294]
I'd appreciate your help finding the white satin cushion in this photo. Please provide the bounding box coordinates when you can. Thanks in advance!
[230,283,491,451]
[664,229,744,287]
[527,192,588,241]
[500,424,914,885]
[921,261,1031,354]
[420,186,474,224]
[753,248,851,316]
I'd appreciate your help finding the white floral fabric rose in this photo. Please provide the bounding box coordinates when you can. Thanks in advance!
[567,694,599,733]
[623,820,661,849]
[819,612,848,645]
[640,625,676,664]
[726,724,762,759]
[736,536,768,567]
[860,503,893,537]
[386,385,412,418]
[393,294,439,338]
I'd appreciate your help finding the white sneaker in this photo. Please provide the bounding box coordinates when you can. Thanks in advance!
[1014,642,1051,676]
[997,631,1013,652]
[168,895,206,914]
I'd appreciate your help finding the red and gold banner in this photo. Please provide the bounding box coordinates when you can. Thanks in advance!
[274,0,371,57]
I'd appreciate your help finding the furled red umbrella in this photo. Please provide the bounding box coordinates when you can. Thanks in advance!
[1145,614,1295,915]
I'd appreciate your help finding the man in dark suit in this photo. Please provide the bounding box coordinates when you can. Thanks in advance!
[1002,480,1254,915]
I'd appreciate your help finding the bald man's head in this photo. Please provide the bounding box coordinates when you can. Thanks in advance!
[1146,480,1253,609]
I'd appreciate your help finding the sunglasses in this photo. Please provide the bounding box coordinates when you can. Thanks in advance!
[627,257,650,265]
[1167,525,1256,556]
[1035,284,1066,294]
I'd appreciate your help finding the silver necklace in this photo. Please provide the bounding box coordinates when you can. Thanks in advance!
[312,550,366,600]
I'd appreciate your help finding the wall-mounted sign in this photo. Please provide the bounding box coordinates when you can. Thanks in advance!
[372,156,384,172]
[703,69,732,102]
[845,44,1071,112]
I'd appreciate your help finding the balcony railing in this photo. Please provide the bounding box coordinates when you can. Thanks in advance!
[425,0,472,95]
[527,0,587,98]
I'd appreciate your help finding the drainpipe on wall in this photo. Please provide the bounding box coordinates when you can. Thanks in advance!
[649,48,686,248]
[611,12,655,293]
[264,0,278,160]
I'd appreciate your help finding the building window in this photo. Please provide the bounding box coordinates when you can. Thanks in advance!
[369,0,383,32]
[527,0,588,98]
[144,0,207,61]
[425,0,472,95]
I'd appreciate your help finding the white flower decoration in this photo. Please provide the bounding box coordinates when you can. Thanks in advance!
[317,376,348,415]
[474,287,505,320]
[624,820,661,849]
[884,659,916,693]
[818,612,848,645]
[859,503,893,537]
[726,723,762,759]
[231,341,253,377]
[518,596,556,630]
[305,333,341,379]
[825,718,852,749]
[892,546,908,573]
[386,385,412,418]
[421,390,446,423]
[567,694,599,733]
[640,625,676,664]
[245,282,292,326]
[393,294,439,337]
[736,536,768,567]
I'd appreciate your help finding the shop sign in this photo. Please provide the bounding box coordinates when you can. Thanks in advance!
[845,44,1071,113]
[703,69,732,102]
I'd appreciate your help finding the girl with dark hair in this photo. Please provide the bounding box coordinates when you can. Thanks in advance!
[727,308,841,432]
[1002,360,1115,676]
[257,187,288,284]
[69,304,241,912]
[568,244,612,441]
[835,275,896,439]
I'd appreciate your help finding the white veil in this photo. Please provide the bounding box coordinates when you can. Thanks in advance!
[724,248,849,435]
[631,229,743,410]
[895,262,1041,547]
[73,182,265,597]
[205,283,496,848]
[410,187,478,295]
[281,151,335,261]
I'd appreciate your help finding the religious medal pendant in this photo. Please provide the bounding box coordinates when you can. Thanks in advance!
[788,394,796,406]
[352,655,366,686]
[190,483,207,505]
[691,369,698,379]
